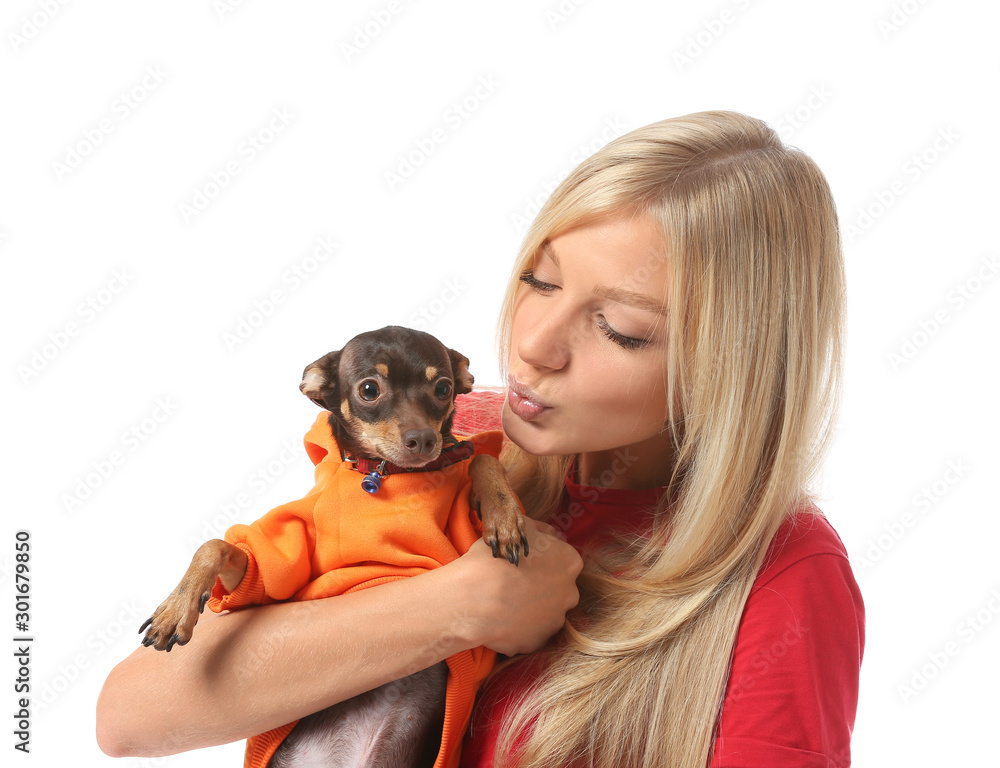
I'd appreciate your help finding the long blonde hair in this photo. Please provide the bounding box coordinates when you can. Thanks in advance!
[491,111,845,767]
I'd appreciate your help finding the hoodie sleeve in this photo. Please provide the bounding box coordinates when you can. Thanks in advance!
[208,411,340,612]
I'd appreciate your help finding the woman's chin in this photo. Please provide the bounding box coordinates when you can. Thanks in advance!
[501,404,556,456]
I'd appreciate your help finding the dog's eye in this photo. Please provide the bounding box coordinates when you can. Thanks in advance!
[358,380,381,402]
[434,379,453,400]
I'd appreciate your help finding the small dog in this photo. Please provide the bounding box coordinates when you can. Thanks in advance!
[139,326,526,768]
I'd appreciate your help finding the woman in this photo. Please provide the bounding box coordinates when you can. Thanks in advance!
[98,110,863,767]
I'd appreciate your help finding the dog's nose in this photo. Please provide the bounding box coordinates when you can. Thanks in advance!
[402,429,437,457]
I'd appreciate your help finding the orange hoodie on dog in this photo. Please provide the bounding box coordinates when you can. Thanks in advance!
[208,410,507,768]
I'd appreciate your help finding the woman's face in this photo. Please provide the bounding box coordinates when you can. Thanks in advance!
[502,212,675,489]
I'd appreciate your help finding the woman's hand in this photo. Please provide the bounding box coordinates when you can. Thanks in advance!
[450,517,583,656]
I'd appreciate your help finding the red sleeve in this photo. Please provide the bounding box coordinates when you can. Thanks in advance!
[711,516,865,767]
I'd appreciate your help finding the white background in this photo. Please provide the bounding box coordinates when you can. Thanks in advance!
[2,1,998,766]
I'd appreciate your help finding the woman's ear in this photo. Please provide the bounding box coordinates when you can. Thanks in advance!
[447,348,475,395]
[299,350,342,409]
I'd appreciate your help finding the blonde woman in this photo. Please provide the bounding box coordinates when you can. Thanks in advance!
[98,110,863,767]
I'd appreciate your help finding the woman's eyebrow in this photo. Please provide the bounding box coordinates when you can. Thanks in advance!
[542,240,667,315]
[595,285,669,315]
[542,240,559,266]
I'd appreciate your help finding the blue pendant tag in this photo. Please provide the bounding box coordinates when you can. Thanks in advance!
[361,469,383,494]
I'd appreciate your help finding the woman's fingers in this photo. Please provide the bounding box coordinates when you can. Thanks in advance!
[455,518,583,656]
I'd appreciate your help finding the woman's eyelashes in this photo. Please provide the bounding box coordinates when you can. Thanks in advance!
[597,317,650,350]
[519,268,557,292]
[520,269,651,351]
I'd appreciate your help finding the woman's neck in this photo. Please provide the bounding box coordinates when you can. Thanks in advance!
[575,431,676,490]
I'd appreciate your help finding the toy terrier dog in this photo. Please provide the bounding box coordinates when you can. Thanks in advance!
[139,326,527,768]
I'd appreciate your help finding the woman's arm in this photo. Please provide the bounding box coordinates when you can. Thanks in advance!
[96,519,581,758]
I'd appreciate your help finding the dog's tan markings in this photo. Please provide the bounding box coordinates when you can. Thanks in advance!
[300,367,325,399]
[425,366,438,381]
[340,398,354,423]
[367,420,398,443]
[375,363,388,377]
[354,420,403,460]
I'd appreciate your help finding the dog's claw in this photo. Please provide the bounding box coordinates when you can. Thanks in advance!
[199,593,210,614]
[490,539,499,558]
[522,535,529,557]
[138,617,152,634]
[166,634,180,652]
[475,499,482,521]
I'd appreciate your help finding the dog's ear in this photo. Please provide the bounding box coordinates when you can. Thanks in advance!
[300,351,341,409]
[447,348,474,395]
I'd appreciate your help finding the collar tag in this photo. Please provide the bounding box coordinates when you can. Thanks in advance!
[360,460,387,494]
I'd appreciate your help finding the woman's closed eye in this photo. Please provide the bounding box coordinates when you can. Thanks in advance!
[519,268,557,293]
[597,317,650,350]
[521,268,652,350]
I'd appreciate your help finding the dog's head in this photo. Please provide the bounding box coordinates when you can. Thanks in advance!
[300,326,474,467]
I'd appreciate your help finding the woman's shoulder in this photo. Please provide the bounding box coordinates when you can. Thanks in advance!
[712,505,864,766]
[753,504,854,595]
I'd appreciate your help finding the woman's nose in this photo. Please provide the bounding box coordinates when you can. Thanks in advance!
[514,300,571,371]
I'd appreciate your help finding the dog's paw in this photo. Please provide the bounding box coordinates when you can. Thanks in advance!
[481,494,529,566]
[138,588,210,652]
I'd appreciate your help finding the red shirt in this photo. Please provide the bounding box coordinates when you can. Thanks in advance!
[453,414,863,765]
[453,392,865,767]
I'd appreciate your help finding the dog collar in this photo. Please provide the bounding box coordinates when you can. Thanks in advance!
[345,439,476,494]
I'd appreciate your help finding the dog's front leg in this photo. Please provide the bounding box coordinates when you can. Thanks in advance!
[469,454,528,566]
[138,539,248,651]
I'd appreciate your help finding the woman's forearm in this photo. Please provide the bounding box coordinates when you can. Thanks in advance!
[96,523,581,758]
[97,561,474,757]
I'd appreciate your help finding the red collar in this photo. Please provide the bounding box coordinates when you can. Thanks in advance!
[345,439,476,489]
